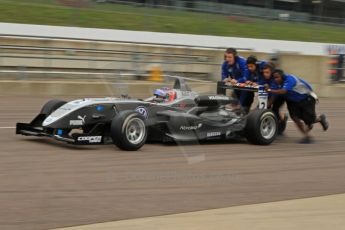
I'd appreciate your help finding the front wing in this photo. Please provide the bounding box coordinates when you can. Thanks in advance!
[16,122,105,145]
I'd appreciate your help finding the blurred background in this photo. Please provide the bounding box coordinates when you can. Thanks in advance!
[1,3,345,229]
[0,0,344,97]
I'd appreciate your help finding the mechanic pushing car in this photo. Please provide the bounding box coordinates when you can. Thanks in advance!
[241,55,267,111]
[245,55,267,85]
[221,48,252,113]
[266,69,329,143]
[262,63,288,135]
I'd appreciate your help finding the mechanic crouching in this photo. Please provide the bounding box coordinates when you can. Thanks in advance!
[221,48,251,113]
[266,69,329,144]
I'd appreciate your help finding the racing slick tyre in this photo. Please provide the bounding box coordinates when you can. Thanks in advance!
[110,111,147,151]
[245,109,278,145]
[40,99,67,116]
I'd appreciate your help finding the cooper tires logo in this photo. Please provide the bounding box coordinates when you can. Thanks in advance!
[77,136,102,143]
[135,106,148,119]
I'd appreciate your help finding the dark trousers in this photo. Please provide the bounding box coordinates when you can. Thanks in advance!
[286,96,316,126]
[271,95,285,122]
[233,90,254,112]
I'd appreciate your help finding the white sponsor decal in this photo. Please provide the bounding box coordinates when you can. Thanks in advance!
[207,132,221,137]
[135,106,148,119]
[258,94,268,109]
[180,123,202,130]
[78,115,86,123]
[208,96,229,100]
[70,115,86,126]
[70,120,83,125]
[181,91,194,96]
[77,136,102,143]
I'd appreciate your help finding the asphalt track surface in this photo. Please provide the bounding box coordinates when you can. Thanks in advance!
[0,96,345,230]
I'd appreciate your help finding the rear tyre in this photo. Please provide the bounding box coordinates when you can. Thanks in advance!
[245,109,277,145]
[40,99,67,116]
[110,111,147,151]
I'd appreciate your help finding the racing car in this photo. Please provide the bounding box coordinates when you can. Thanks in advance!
[16,77,278,151]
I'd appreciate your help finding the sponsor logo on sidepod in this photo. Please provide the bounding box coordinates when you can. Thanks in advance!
[180,123,202,130]
[207,132,221,137]
[135,106,148,119]
[208,96,228,100]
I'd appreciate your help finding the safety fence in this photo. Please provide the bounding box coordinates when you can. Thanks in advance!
[106,0,345,26]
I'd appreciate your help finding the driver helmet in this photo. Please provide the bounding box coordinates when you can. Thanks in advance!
[154,88,168,99]
[153,87,176,102]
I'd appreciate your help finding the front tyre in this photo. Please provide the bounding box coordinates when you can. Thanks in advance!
[110,111,147,151]
[245,109,277,145]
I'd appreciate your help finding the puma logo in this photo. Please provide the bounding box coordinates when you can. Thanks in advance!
[77,115,86,124]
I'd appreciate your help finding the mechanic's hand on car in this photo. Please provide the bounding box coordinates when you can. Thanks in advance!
[245,81,258,86]
[223,77,230,83]
[230,79,238,85]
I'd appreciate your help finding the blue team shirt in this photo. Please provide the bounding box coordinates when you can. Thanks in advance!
[277,74,313,102]
[221,56,249,83]
[247,61,266,84]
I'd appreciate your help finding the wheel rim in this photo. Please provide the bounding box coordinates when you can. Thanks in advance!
[125,117,146,145]
[260,115,276,140]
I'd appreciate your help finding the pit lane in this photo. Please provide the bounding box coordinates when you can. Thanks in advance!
[0,95,344,230]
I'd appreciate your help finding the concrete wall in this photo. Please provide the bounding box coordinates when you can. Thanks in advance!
[1,35,344,97]
[0,36,219,79]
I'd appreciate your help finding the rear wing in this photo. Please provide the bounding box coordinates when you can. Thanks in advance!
[216,81,268,109]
